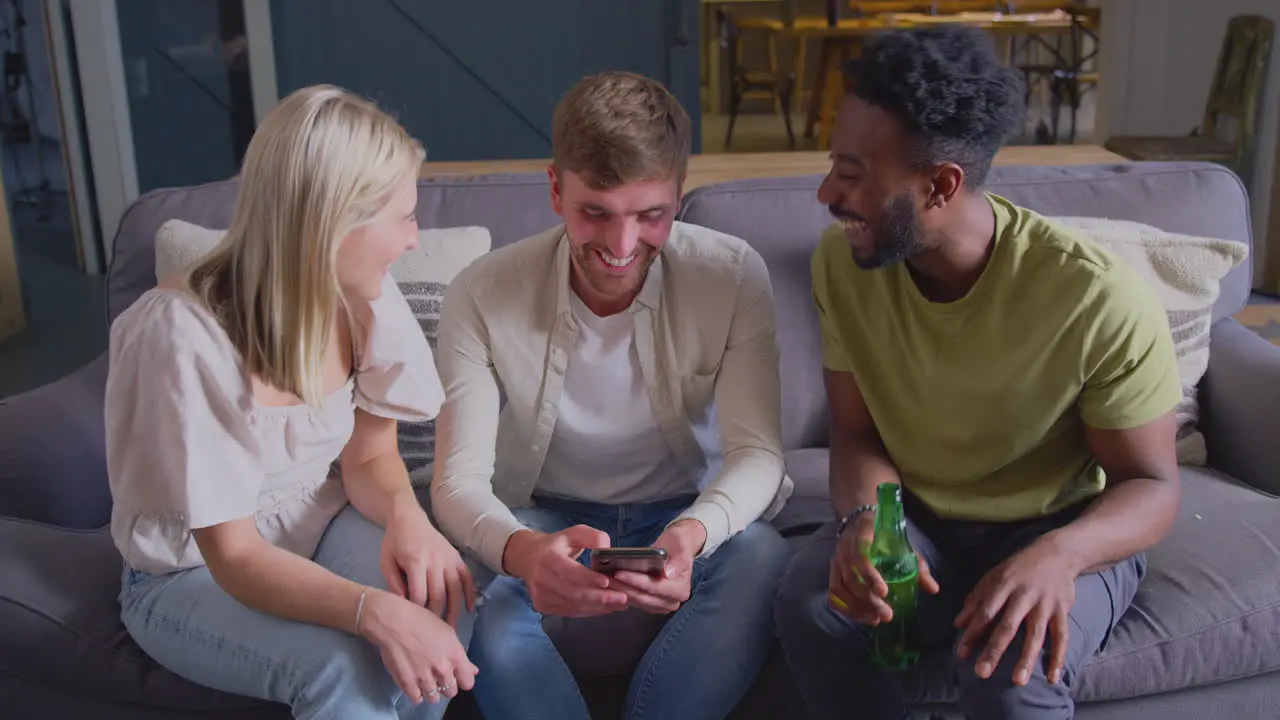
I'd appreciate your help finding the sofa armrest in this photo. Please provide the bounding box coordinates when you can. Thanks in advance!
[1202,318,1280,496]
[0,353,111,528]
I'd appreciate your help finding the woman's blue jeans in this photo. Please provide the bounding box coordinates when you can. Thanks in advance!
[118,505,475,720]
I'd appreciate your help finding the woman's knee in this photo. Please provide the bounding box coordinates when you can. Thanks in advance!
[292,634,405,719]
[312,506,392,590]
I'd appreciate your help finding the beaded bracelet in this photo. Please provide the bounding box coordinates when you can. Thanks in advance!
[836,504,876,538]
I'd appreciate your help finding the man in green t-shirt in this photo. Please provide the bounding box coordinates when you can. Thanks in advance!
[774,26,1183,720]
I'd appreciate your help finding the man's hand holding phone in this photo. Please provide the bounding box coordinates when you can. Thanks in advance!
[502,525,629,618]
[605,519,706,615]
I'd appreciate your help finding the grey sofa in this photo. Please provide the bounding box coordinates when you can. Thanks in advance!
[2,161,1277,720]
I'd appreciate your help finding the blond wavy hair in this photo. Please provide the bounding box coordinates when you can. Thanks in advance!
[186,84,424,405]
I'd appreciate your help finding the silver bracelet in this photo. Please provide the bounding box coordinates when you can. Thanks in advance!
[836,504,876,537]
[354,586,370,634]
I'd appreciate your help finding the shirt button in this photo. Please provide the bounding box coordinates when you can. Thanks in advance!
[531,444,540,453]
[543,401,553,413]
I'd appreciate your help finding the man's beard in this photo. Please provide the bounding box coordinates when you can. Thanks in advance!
[839,193,928,270]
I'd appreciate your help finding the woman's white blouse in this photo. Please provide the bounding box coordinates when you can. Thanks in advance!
[104,274,442,575]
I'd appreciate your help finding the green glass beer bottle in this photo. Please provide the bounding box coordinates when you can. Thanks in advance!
[868,482,921,670]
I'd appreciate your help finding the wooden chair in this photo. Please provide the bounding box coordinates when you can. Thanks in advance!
[719,9,797,150]
[1005,3,1100,144]
[1105,15,1274,178]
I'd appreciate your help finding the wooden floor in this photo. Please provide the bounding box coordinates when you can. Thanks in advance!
[1237,297,1280,347]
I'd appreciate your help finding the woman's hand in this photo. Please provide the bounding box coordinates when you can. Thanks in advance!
[358,589,478,704]
[380,497,476,627]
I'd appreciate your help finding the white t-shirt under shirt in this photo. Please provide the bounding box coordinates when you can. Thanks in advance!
[535,291,701,505]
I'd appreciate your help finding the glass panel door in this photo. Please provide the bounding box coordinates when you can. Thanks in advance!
[116,0,259,193]
[62,0,275,266]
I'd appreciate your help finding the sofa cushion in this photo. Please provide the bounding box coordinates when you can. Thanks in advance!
[773,448,835,536]
[677,162,1256,451]
[0,354,111,528]
[0,518,283,714]
[1074,465,1280,701]
[152,218,492,487]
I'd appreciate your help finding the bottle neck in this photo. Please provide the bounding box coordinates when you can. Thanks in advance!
[873,483,910,554]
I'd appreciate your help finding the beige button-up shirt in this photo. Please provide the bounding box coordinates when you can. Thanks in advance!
[430,221,793,573]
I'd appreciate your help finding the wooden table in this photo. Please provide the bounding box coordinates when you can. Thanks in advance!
[421,144,1126,190]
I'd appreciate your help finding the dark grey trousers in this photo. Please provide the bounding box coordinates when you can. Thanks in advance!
[774,493,1145,720]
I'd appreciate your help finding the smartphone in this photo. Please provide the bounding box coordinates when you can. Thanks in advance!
[590,547,668,577]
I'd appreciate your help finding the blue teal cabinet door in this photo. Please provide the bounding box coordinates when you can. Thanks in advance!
[270,0,702,161]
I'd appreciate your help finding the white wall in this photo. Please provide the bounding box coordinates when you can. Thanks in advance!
[1097,0,1279,288]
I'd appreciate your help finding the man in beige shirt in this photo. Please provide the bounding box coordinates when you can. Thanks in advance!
[430,71,793,720]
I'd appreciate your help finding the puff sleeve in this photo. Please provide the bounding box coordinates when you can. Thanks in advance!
[105,291,263,571]
[350,273,445,423]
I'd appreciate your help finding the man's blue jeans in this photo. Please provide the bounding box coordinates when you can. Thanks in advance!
[468,493,792,720]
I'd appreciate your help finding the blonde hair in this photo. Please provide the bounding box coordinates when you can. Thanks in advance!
[552,71,691,190]
[187,84,424,405]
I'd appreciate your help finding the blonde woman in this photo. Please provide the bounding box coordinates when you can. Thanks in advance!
[104,85,477,719]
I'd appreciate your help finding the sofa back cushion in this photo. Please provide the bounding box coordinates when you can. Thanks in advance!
[678,161,1255,451]
[109,173,559,323]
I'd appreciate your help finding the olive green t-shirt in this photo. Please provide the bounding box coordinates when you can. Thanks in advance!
[811,193,1182,522]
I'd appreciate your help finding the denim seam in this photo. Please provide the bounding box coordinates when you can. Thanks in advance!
[626,556,715,719]
[139,605,401,720]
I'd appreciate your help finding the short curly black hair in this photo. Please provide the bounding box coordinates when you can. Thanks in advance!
[847,25,1025,189]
